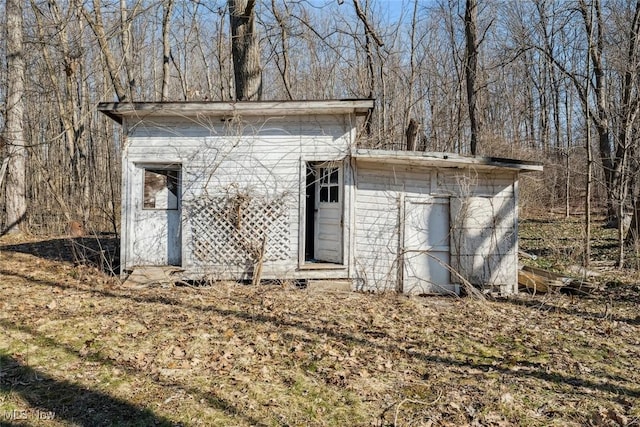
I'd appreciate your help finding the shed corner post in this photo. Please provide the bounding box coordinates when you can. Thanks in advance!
[120,151,131,279]
[297,157,307,269]
[511,172,521,295]
[346,156,357,280]
[396,192,406,293]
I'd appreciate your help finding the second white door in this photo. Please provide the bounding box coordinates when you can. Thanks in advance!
[314,165,343,263]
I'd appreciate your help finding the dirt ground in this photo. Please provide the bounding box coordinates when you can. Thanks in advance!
[1,228,639,426]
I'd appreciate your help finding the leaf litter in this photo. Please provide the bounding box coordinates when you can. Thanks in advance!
[0,236,639,426]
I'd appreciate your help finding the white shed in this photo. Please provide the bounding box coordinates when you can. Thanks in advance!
[98,100,542,295]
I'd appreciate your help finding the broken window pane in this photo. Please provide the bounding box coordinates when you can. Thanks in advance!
[144,169,179,209]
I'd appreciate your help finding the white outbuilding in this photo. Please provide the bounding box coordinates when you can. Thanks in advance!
[99,100,542,295]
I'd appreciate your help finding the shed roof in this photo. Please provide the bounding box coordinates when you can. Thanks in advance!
[98,99,374,124]
[354,149,543,172]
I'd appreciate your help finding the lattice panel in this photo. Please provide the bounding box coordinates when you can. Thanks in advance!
[186,195,291,265]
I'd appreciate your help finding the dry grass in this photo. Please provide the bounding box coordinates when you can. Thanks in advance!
[0,228,639,426]
[519,211,640,270]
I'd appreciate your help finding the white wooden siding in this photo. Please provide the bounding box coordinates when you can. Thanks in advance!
[450,196,518,293]
[355,162,518,294]
[121,115,354,277]
[354,187,400,291]
[354,163,434,291]
[432,169,515,197]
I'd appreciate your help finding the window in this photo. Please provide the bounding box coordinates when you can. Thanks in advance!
[143,168,179,210]
[319,167,339,203]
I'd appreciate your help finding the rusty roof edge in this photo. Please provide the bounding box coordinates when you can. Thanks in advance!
[353,149,544,172]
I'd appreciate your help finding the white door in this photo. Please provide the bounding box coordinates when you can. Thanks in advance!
[403,198,455,294]
[131,166,182,266]
[314,165,343,263]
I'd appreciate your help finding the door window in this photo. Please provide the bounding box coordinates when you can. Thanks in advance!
[318,167,339,203]
[143,168,180,210]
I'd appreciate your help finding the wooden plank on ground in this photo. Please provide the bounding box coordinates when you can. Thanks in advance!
[518,270,563,294]
[522,265,563,280]
[123,266,185,288]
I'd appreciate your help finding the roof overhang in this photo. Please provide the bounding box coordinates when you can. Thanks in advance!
[98,99,375,125]
[354,149,543,172]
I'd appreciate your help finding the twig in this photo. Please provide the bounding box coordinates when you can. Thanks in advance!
[393,392,442,426]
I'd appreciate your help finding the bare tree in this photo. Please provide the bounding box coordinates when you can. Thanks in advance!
[406,118,420,151]
[229,0,262,101]
[30,0,86,222]
[618,0,640,252]
[405,0,422,150]
[3,0,26,234]
[584,0,595,267]
[81,0,129,101]
[438,0,466,153]
[580,0,615,224]
[269,0,293,100]
[120,0,140,100]
[161,0,175,101]
[464,0,479,155]
[352,0,383,136]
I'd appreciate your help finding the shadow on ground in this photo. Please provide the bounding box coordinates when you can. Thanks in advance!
[0,354,173,427]
[0,236,119,276]
[4,267,639,406]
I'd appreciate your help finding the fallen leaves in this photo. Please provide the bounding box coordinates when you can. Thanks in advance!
[0,244,639,426]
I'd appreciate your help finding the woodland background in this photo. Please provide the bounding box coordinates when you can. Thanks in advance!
[2,0,640,267]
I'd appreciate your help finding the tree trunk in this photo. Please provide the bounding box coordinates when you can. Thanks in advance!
[405,0,418,150]
[581,0,617,223]
[583,0,595,268]
[161,0,174,101]
[565,89,573,218]
[464,0,479,155]
[120,0,136,100]
[271,0,293,100]
[406,119,419,151]
[352,0,383,137]
[228,0,262,101]
[620,0,640,248]
[4,0,27,235]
